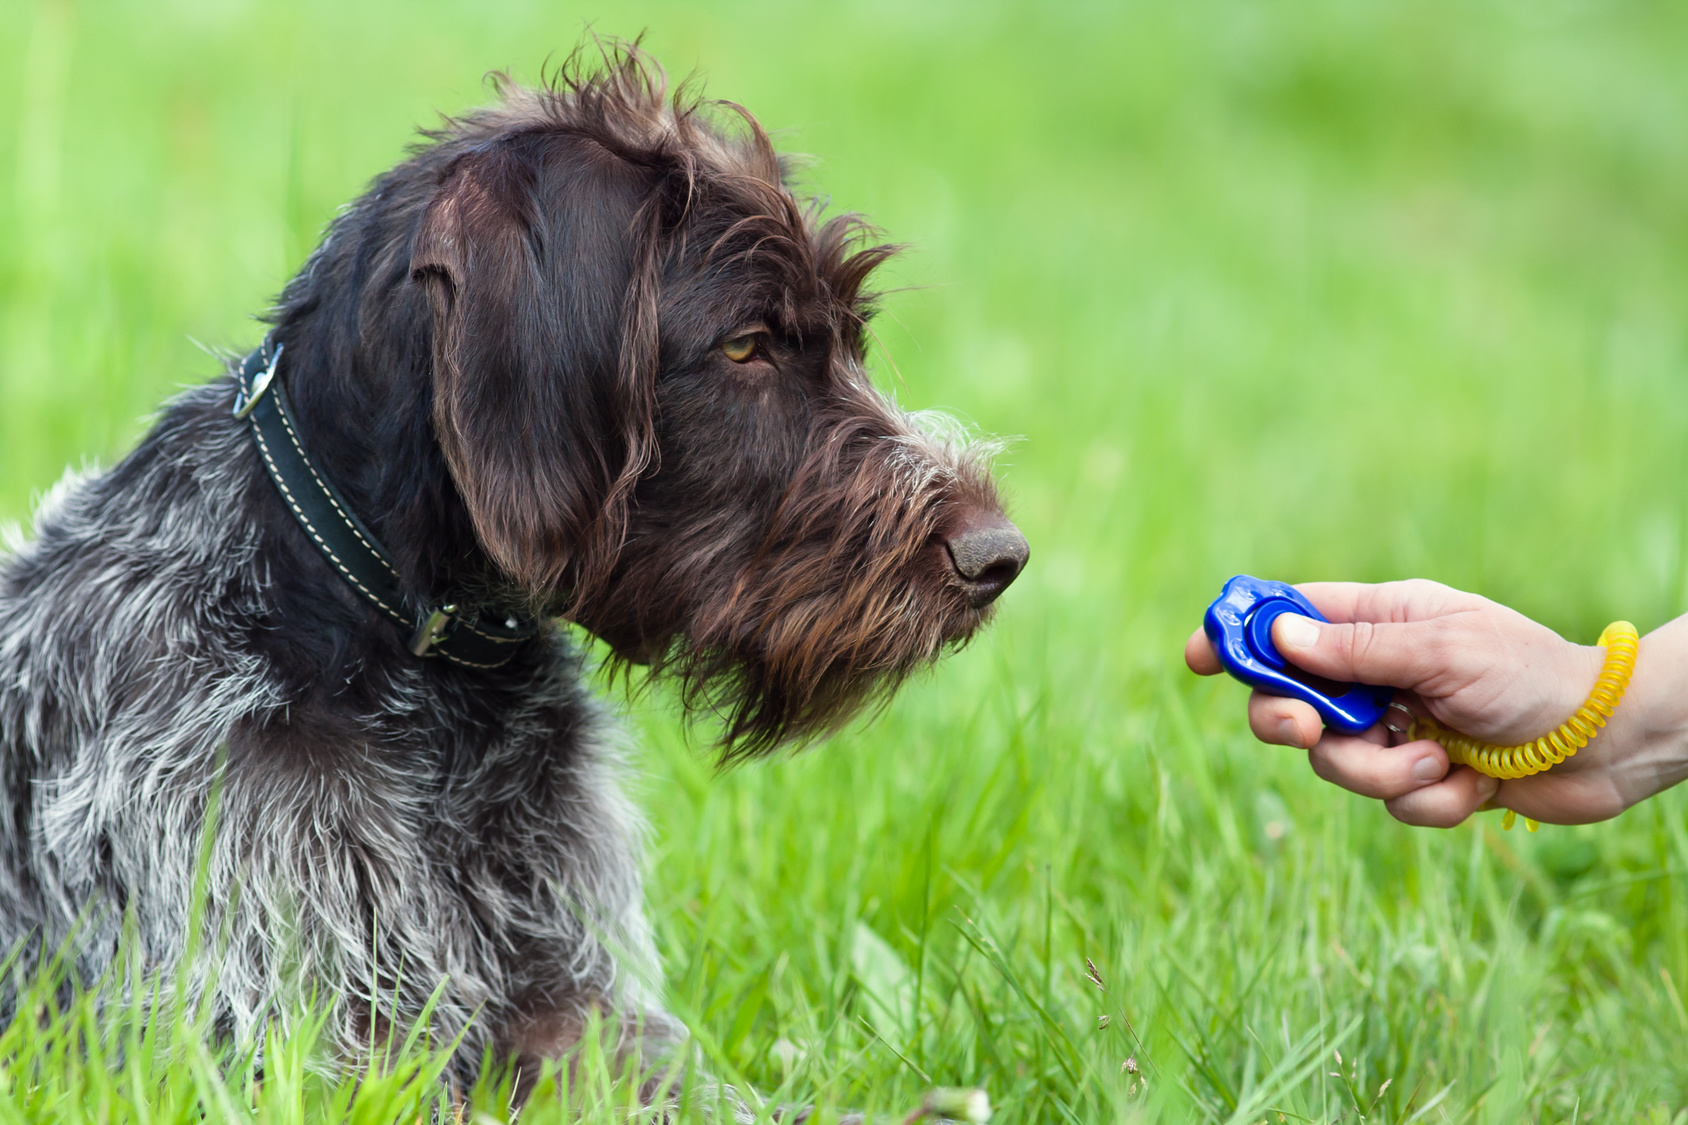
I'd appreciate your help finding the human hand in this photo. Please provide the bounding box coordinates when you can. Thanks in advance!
[1185,579,1688,827]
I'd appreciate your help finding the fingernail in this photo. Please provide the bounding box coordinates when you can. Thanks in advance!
[1277,718,1304,748]
[1411,755,1443,782]
[1275,613,1320,652]
[1476,774,1500,801]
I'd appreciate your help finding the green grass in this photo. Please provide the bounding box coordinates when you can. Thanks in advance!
[4,0,1688,1120]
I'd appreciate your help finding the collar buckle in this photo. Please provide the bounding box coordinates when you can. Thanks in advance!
[409,605,458,656]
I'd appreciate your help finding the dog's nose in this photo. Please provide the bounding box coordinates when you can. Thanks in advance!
[944,517,1029,608]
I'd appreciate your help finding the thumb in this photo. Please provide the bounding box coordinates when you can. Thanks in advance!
[1271,613,1440,689]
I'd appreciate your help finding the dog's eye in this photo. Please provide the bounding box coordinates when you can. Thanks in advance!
[720,335,759,363]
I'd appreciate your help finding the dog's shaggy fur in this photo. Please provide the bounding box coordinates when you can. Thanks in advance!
[0,47,1024,1090]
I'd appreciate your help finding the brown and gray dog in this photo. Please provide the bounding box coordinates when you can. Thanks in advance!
[0,45,1025,1102]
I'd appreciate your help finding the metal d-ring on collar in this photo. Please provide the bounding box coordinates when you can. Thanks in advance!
[231,343,282,420]
[232,337,540,670]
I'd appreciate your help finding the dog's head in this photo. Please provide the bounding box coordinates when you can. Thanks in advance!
[398,46,1026,755]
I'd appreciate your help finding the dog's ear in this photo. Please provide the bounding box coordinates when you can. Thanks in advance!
[410,139,660,597]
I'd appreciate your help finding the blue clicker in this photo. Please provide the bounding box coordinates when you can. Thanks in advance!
[1202,575,1392,735]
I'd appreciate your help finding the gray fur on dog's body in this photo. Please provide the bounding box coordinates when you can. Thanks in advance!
[0,381,665,1070]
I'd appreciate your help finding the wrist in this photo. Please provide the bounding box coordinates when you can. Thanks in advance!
[1588,619,1688,809]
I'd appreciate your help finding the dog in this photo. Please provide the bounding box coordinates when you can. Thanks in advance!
[0,45,1026,1098]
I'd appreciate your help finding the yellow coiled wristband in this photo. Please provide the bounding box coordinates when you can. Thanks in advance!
[1404,621,1639,832]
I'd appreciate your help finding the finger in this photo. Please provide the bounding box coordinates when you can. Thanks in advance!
[1270,611,1449,689]
[1306,736,1449,800]
[1247,691,1322,749]
[1383,766,1500,828]
[1294,579,1484,625]
[1185,628,1222,675]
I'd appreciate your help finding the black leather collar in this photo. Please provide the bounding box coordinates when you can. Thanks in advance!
[233,339,540,670]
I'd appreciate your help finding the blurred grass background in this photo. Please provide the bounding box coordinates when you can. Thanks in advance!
[5,0,1688,1121]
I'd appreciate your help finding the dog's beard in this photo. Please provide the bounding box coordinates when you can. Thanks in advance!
[584,408,1000,759]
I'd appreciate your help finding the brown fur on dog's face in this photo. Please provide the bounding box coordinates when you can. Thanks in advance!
[403,47,1021,755]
